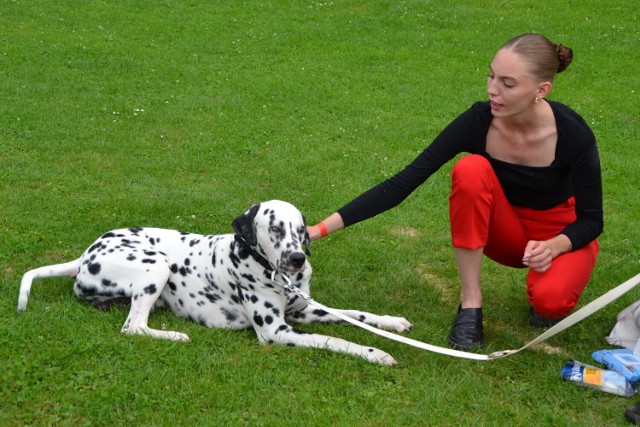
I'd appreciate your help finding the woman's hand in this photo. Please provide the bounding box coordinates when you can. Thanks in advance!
[522,235,572,273]
[307,225,322,241]
[522,241,553,272]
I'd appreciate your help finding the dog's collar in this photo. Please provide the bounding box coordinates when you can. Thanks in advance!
[233,235,273,272]
[233,235,305,298]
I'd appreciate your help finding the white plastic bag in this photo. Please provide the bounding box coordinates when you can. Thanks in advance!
[606,301,640,351]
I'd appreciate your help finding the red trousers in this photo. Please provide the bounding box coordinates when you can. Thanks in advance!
[449,155,599,318]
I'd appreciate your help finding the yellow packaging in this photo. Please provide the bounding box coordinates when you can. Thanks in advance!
[583,367,603,386]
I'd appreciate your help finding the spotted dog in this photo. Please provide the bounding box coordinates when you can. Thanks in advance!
[17,200,412,365]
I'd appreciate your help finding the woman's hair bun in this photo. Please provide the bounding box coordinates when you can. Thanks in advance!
[554,43,573,73]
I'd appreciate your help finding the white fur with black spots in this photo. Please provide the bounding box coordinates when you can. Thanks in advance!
[17,200,412,365]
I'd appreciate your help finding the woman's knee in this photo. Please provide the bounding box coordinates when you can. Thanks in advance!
[452,155,491,179]
[527,275,588,319]
[451,155,494,193]
[528,243,598,318]
[528,288,578,319]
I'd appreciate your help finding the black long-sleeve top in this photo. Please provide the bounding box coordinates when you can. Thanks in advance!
[337,101,603,250]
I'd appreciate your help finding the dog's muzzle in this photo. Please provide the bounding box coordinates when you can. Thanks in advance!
[278,252,306,273]
[289,253,306,269]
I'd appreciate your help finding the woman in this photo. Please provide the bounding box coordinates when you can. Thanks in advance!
[308,34,603,351]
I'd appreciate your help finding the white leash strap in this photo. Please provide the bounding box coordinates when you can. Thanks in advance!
[308,298,493,360]
[274,271,640,361]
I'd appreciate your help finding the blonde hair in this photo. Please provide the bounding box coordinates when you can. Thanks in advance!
[501,33,573,82]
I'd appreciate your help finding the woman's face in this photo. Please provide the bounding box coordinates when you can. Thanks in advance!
[487,48,542,118]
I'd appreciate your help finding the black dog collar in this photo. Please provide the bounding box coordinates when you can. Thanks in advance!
[233,234,273,271]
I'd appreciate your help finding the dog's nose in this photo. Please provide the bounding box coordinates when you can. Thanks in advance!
[289,253,306,268]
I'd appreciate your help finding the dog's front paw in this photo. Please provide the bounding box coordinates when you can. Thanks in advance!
[380,315,413,333]
[170,332,190,342]
[364,348,398,366]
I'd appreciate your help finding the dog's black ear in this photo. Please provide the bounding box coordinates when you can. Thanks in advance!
[232,204,260,246]
[302,214,311,256]
[304,230,311,256]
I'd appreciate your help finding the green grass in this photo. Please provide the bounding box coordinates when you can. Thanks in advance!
[1,0,639,425]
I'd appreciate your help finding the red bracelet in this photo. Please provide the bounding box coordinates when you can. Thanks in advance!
[317,222,328,238]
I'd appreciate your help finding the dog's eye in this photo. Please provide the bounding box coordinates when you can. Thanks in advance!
[270,226,282,234]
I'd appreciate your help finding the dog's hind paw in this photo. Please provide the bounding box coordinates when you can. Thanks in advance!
[121,325,190,342]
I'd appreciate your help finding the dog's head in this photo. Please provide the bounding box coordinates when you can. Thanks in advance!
[232,200,310,274]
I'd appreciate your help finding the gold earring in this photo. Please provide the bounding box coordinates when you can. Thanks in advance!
[535,97,541,104]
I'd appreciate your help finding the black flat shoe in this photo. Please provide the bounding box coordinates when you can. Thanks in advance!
[625,403,640,424]
[528,307,565,328]
[448,305,483,351]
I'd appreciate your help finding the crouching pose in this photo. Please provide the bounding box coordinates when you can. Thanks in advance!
[308,34,603,351]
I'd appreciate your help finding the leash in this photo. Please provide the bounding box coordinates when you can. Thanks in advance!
[271,270,640,361]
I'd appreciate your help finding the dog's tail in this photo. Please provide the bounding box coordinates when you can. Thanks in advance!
[17,259,81,313]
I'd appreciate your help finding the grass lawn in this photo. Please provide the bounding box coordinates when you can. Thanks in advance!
[1,1,639,425]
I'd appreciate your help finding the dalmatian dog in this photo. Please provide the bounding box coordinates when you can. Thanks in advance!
[17,200,412,365]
